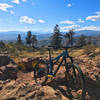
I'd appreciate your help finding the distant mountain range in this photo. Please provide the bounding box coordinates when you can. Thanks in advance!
[75,30,100,37]
[0,30,100,41]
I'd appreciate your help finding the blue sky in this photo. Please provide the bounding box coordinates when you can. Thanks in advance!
[0,0,100,32]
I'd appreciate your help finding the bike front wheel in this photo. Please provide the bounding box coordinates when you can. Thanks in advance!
[65,64,86,100]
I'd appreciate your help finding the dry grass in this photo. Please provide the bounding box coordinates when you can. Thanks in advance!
[69,49,84,57]
[10,49,83,63]
[6,44,100,63]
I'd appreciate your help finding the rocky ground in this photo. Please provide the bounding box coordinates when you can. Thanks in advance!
[74,54,100,100]
[0,53,100,100]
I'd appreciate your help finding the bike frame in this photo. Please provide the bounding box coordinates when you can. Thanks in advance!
[48,49,74,76]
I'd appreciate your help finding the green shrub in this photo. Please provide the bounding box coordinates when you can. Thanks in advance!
[83,45,96,55]
[18,60,39,72]
[26,47,35,52]
[15,44,27,51]
[39,48,46,55]
[0,41,6,51]
[7,46,19,57]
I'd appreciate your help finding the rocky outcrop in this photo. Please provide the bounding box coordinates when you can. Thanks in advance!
[0,53,18,81]
[0,54,100,100]
[17,57,48,72]
[0,64,18,80]
[0,54,10,67]
[0,79,68,100]
[0,53,16,67]
[18,57,39,72]
[74,54,100,82]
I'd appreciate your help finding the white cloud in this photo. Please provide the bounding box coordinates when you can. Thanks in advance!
[10,10,15,14]
[12,0,19,4]
[77,18,84,23]
[20,16,36,24]
[22,0,27,2]
[95,12,100,15]
[67,3,72,7]
[60,20,75,24]
[86,12,100,21]
[0,3,13,12]
[61,25,100,32]
[24,26,28,30]
[61,25,80,29]
[38,19,45,23]
[77,25,100,31]
[61,25,80,32]
[24,26,28,29]
[86,15,100,21]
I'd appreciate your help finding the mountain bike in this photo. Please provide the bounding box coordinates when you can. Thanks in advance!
[33,45,86,100]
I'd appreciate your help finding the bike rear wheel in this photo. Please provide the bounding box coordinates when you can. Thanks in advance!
[33,59,49,85]
[65,64,86,100]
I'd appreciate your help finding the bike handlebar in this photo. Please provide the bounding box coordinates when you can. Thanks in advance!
[62,46,81,49]
[48,45,81,49]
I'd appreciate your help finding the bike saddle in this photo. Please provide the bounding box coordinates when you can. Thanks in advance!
[48,45,58,49]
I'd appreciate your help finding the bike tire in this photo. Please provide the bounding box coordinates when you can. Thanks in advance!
[33,59,49,85]
[65,64,86,100]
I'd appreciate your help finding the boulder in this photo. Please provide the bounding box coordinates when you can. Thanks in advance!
[18,57,40,72]
[75,54,100,83]
[0,54,10,67]
[0,54,16,67]
[0,79,65,100]
[0,64,18,80]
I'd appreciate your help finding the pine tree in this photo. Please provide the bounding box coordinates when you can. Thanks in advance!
[64,29,75,47]
[17,34,22,44]
[51,24,62,48]
[77,34,87,46]
[87,36,92,45]
[31,35,37,47]
[26,31,32,46]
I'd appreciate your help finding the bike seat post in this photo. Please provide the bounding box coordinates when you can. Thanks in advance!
[48,48,52,60]
[48,48,53,74]
[66,49,70,57]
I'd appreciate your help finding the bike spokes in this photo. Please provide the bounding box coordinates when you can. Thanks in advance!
[33,60,49,85]
[65,64,86,100]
